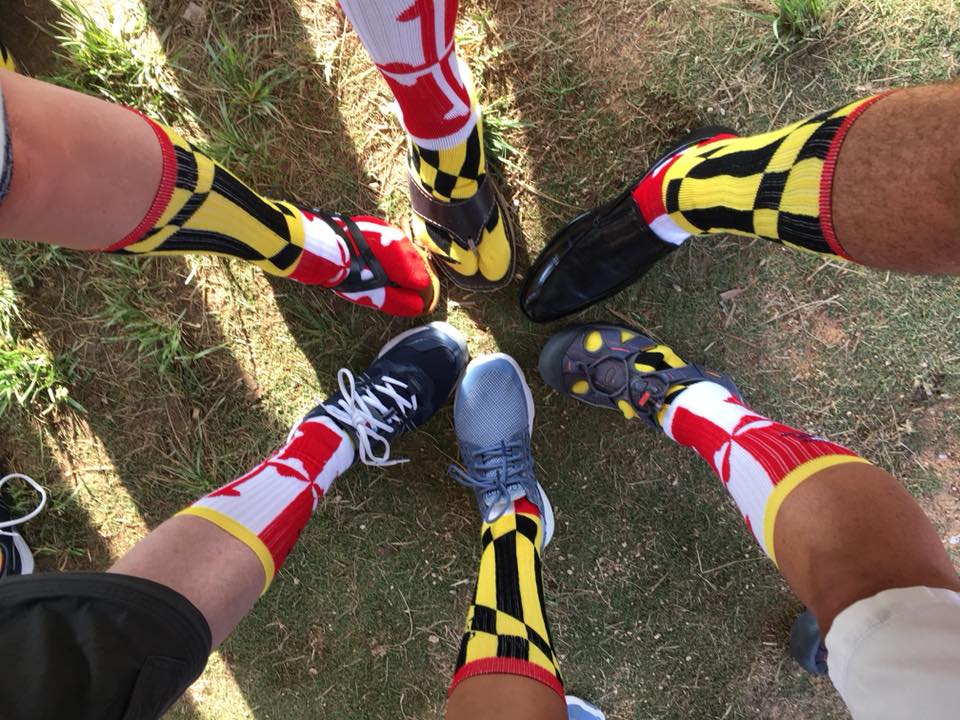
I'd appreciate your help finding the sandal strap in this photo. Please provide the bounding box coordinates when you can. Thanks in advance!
[310,210,391,293]
[626,363,738,427]
[408,172,497,250]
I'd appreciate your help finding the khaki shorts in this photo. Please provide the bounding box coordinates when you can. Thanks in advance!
[827,586,960,719]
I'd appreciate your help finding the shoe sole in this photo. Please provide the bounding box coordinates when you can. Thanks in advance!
[12,531,34,575]
[456,353,555,549]
[377,321,468,361]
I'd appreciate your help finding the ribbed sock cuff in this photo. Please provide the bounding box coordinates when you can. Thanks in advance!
[448,657,565,700]
[819,92,894,262]
[104,110,178,251]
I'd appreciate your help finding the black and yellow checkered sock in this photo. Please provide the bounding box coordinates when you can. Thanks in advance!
[0,43,15,73]
[409,111,512,283]
[636,95,888,260]
[410,117,484,203]
[109,113,348,285]
[449,498,564,699]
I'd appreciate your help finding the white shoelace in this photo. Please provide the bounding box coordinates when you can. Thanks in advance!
[322,368,418,467]
[0,473,47,537]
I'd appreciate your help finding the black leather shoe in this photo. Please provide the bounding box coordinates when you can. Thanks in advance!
[519,126,736,323]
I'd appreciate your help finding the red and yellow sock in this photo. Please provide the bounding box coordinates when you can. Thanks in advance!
[660,381,869,564]
[108,114,353,285]
[450,498,564,699]
[178,416,354,593]
[634,94,890,261]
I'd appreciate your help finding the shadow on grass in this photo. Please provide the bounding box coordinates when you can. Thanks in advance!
[136,1,461,717]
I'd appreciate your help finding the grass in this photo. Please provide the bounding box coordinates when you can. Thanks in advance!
[1,0,959,718]
[774,0,831,37]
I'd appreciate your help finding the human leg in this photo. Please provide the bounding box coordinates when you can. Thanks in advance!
[445,354,566,720]
[540,323,960,718]
[540,324,960,629]
[522,82,960,321]
[0,69,437,316]
[337,0,517,290]
[0,323,468,719]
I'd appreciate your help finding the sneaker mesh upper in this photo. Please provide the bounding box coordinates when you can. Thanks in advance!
[455,359,530,448]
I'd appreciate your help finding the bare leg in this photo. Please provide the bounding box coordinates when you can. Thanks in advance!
[774,462,960,635]
[0,69,159,249]
[0,69,437,316]
[831,82,960,272]
[110,515,263,648]
[447,676,566,720]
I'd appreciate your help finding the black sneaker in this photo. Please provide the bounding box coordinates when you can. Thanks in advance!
[538,323,740,428]
[307,322,469,465]
[0,473,47,578]
[519,126,736,323]
[790,609,829,676]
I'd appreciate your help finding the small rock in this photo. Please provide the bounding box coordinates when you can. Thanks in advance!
[182,1,205,25]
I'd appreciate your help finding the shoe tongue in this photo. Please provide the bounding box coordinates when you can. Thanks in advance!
[592,357,628,394]
[483,483,526,522]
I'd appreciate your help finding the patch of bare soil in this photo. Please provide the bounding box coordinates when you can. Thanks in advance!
[741,640,851,720]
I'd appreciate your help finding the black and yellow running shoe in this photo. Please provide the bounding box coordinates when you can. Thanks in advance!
[538,323,740,428]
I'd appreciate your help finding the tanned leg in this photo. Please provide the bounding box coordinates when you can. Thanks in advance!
[831,82,960,272]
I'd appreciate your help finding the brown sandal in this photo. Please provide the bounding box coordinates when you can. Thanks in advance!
[409,172,518,292]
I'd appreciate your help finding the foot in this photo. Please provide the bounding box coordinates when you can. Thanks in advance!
[291,210,440,317]
[450,354,554,548]
[519,126,737,322]
[0,473,47,577]
[538,323,740,428]
[407,74,517,292]
[566,696,606,720]
[307,322,468,466]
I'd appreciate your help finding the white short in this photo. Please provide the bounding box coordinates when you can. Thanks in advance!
[826,586,960,719]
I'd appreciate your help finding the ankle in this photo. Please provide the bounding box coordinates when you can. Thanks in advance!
[408,117,485,202]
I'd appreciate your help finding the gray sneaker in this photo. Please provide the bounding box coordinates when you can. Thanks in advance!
[450,353,555,549]
[566,696,605,719]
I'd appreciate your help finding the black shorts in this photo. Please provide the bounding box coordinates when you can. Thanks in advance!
[0,572,211,719]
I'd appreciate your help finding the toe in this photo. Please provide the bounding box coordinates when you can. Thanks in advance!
[475,207,511,282]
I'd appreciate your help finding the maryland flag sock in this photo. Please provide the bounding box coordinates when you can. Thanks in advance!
[107,113,353,285]
[659,381,870,564]
[450,498,564,699]
[634,94,891,260]
[178,416,354,593]
[337,0,512,283]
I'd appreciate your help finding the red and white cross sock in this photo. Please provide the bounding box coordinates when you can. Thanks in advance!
[338,0,477,150]
[178,416,355,592]
[660,381,870,564]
